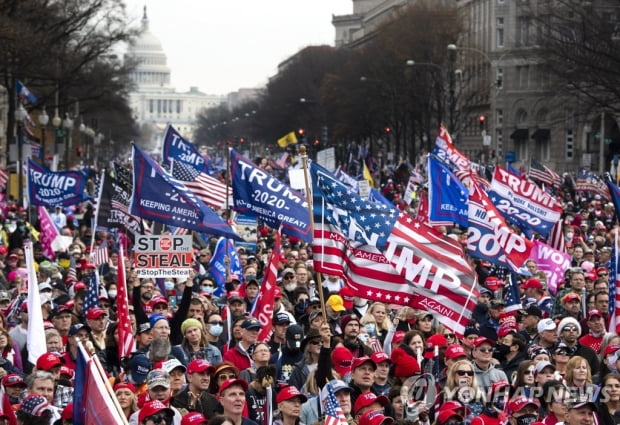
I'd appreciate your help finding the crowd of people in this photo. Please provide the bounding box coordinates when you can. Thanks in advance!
[0,187,616,425]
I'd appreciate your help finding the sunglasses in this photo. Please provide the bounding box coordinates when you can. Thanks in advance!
[145,414,171,424]
[209,321,224,326]
[477,347,494,353]
[598,273,609,277]
[523,369,535,375]
[562,327,578,332]
[456,370,474,376]
[310,340,323,345]
[445,333,456,338]
[218,373,236,381]
[284,275,294,279]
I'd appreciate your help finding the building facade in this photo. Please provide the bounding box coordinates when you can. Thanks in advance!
[125,7,224,149]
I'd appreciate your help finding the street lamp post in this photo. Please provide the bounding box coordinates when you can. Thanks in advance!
[62,113,74,169]
[38,107,49,164]
[14,105,27,207]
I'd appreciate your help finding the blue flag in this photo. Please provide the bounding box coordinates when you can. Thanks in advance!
[210,237,243,297]
[16,79,37,104]
[27,158,90,206]
[161,125,208,172]
[230,149,311,243]
[427,156,468,227]
[72,343,86,425]
[369,188,393,208]
[130,144,240,240]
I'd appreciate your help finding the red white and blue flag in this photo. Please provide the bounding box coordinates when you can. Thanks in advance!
[252,230,281,342]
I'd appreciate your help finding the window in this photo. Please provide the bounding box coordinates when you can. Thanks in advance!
[496,67,504,89]
[149,100,154,114]
[517,66,530,89]
[518,17,530,46]
[536,140,550,161]
[496,108,503,126]
[496,129,503,155]
[565,129,574,160]
[177,100,182,114]
[497,17,505,48]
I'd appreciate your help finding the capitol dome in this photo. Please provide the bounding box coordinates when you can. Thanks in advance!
[126,6,171,88]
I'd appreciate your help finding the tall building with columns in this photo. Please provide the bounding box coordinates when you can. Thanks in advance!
[125,7,224,149]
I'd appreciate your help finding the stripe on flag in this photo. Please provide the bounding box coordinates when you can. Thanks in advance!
[91,246,109,267]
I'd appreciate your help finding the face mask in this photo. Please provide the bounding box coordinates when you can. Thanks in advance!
[284,282,297,292]
[202,286,214,295]
[358,334,369,343]
[495,344,510,357]
[164,280,175,291]
[107,290,117,299]
[245,274,256,281]
[516,414,538,425]
[209,324,223,337]
[141,292,152,302]
[566,232,574,241]
[364,324,376,336]
[354,298,368,307]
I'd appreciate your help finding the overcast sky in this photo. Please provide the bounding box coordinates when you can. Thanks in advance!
[124,0,352,95]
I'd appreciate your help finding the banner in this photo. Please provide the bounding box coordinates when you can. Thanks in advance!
[97,171,142,235]
[427,156,468,227]
[253,231,281,342]
[27,159,89,206]
[130,144,239,240]
[529,240,571,295]
[230,149,311,243]
[433,126,470,171]
[161,125,207,170]
[467,182,534,272]
[489,166,562,238]
[37,206,59,260]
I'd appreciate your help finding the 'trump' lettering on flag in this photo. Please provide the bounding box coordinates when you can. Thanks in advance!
[252,230,281,342]
[209,237,243,297]
[433,126,471,171]
[130,144,239,240]
[468,181,534,272]
[530,240,571,295]
[230,149,311,243]
[27,159,89,206]
[15,79,38,104]
[489,166,562,238]
[162,125,207,169]
[311,162,478,336]
[427,155,468,227]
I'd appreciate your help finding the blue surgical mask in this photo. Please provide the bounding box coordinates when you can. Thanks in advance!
[358,334,369,343]
[164,280,175,291]
[245,274,256,281]
[364,323,376,336]
[209,324,223,337]
[202,286,214,295]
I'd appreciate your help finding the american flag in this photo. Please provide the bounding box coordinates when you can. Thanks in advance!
[116,244,135,360]
[529,158,562,187]
[0,167,7,190]
[610,228,620,334]
[82,272,100,315]
[546,221,566,253]
[171,159,230,210]
[324,382,348,425]
[311,163,478,337]
[504,274,524,314]
[91,246,108,267]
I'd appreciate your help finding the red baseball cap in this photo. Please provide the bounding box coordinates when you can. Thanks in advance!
[114,382,136,393]
[36,352,63,371]
[85,306,107,320]
[587,310,604,320]
[370,351,392,365]
[186,359,215,375]
[437,409,463,425]
[331,346,353,376]
[138,400,174,424]
[506,396,541,413]
[562,293,581,303]
[425,334,448,359]
[181,412,208,425]
[150,296,168,307]
[354,391,389,415]
[276,385,308,404]
[219,378,248,395]
[445,344,468,360]
[473,336,495,348]
[359,410,394,425]
[498,325,517,339]
[392,331,406,344]
[520,278,542,290]
[339,286,355,309]
[351,356,376,371]
[2,374,25,387]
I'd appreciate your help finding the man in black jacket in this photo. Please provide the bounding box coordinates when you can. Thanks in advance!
[171,359,219,418]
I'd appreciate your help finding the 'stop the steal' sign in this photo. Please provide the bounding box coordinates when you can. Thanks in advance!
[134,235,193,278]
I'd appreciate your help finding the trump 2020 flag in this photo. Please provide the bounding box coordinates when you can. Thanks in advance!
[27,159,89,206]
[468,180,534,272]
[489,166,562,238]
[130,144,239,240]
[230,149,311,243]
[427,155,468,227]
[433,126,470,171]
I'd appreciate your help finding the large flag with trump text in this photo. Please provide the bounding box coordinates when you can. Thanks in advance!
[489,166,562,238]
[310,162,478,336]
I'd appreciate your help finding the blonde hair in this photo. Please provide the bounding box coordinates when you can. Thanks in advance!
[445,360,486,403]
[565,356,592,386]
[361,302,391,332]
[446,360,477,389]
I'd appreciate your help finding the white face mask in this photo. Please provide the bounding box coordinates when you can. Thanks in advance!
[566,232,574,241]
[209,324,223,337]
[107,290,117,299]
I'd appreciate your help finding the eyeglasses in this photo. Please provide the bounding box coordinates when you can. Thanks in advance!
[141,286,154,291]
[523,369,535,375]
[477,347,493,353]
[284,275,294,279]
[598,273,609,277]
[310,340,323,345]
[218,373,236,381]
[456,370,474,376]
[555,351,569,355]
[562,327,578,332]
[209,321,224,326]
[445,333,455,338]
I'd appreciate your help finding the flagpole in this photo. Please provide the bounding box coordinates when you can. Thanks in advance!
[299,146,328,323]
[90,170,105,253]
[226,147,231,219]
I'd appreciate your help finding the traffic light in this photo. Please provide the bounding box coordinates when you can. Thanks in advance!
[478,115,486,130]
[384,126,392,134]
[313,139,320,146]
[76,147,82,157]
[297,128,305,137]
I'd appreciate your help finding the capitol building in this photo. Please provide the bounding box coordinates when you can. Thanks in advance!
[125,7,224,148]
